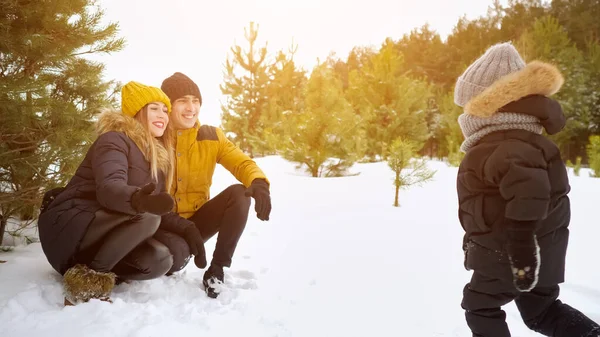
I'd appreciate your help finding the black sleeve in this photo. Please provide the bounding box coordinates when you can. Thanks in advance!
[91,132,139,215]
[484,141,551,221]
[156,173,195,235]
[160,212,195,236]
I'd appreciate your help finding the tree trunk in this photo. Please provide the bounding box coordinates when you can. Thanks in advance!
[393,171,401,207]
[0,214,7,246]
[311,165,319,177]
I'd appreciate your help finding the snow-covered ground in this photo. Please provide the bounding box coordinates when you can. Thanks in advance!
[1,156,599,337]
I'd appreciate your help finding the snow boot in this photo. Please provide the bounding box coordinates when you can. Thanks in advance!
[202,265,224,299]
[63,264,116,305]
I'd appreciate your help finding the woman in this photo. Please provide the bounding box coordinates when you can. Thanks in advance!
[39,81,197,305]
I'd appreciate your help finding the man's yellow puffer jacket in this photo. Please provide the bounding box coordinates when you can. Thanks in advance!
[172,123,268,219]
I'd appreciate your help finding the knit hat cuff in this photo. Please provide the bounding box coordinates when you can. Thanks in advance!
[121,81,172,118]
[454,77,488,107]
[161,72,202,104]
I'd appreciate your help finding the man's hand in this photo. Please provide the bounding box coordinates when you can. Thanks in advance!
[183,225,207,269]
[244,179,271,221]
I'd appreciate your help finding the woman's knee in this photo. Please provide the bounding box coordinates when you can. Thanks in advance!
[131,213,161,236]
[116,239,173,280]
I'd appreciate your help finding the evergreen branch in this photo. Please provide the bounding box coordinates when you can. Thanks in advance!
[0,145,40,157]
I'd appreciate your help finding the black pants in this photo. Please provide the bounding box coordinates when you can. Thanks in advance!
[157,184,251,273]
[462,272,600,337]
[77,209,173,280]
[153,229,190,275]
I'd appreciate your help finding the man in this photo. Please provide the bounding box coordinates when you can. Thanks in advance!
[156,72,271,298]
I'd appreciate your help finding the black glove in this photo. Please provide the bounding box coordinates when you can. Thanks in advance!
[505,220,540,292]
[183,225,207,269]
[244,179,271,221]
[131,183,174,216]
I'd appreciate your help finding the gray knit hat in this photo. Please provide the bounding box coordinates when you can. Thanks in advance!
[454,42,526,107]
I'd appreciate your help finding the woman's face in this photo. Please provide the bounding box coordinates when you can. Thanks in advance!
[146,102,169,137]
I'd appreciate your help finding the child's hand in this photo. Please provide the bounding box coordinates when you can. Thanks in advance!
[505,221,540,292]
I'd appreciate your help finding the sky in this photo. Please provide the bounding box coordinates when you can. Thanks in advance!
[93,0,508,126]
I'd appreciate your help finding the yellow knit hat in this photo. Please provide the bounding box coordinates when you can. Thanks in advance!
[121,81,172,117]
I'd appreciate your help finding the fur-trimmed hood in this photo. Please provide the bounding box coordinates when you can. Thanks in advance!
[464,61,564,118]
[95,110,170,174]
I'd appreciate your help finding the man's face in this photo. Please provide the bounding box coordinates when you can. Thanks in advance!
[171,95,201,130]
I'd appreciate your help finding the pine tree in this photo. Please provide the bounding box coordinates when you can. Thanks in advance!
[584,40,600,137]
[445,13,503,87]
[435,92,465,165]
[566,156,583,176]
[499,0,547,42]
[387,138,435,207]
[346,40,433,161]
[220,22,270,157]
[550,0,600,51]
[587,135,600,177]
[394,24,450,88]
[517,15,592,161]
[260,45,306,154]
[346,47,375,74]
[0,0,123,244]
[283,64,365,177]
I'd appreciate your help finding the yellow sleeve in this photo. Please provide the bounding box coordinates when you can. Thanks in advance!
[215,128,269,187]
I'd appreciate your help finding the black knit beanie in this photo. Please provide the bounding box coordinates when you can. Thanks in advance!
[160,72,202,105]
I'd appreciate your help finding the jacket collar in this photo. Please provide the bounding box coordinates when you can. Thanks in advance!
[95,110,170,173]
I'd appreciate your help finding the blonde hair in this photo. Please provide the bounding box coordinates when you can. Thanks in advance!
[134,105,175,192]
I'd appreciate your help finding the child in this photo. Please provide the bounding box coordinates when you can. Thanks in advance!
[454,42,599,337]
